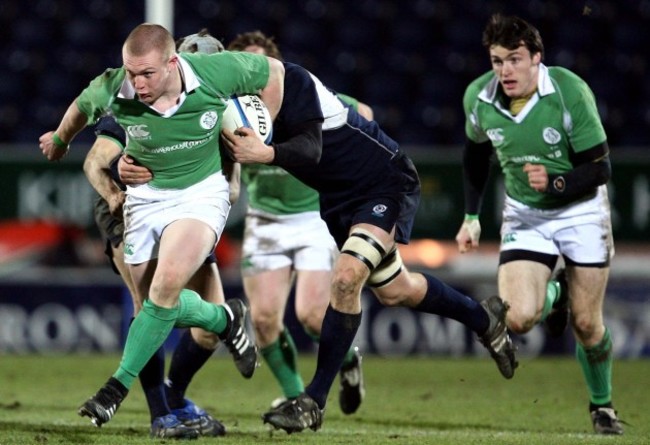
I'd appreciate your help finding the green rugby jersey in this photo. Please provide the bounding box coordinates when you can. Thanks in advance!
[242,164,319,215]
[76,51,269,189]
[241,92,361,215]
[464,64,607,209]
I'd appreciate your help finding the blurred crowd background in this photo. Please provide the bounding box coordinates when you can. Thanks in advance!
[1,0,648,148]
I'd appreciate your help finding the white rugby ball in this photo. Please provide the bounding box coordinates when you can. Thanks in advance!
[222,94,273,144]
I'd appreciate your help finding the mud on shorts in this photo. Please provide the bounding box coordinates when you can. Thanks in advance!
[241,209,337,276]
[500,185,614,267]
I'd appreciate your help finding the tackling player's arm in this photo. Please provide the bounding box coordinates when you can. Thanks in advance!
[83,117,127,218]
[84,140,125,219]
[222,119,322,168]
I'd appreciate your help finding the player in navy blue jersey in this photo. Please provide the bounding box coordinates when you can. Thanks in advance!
[219,61,519,433]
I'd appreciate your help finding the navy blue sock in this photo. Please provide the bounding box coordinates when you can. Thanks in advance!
[139,345,169,421]
[416,273,489,334]
[165,329,214,409]
[306,305,361,409]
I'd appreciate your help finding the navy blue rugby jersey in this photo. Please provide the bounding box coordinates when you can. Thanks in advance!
[274,63,403,198]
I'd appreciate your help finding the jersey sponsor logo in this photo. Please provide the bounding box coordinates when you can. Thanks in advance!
[543,127,562,145]
[372,204,387,218]
[200,111,218,130]
[511,155,542,163]
[486,128,505,146]
[126,124,150,139]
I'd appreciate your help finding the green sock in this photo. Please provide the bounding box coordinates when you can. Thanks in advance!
[305,328,356,366]
[540,280,561,321]
[576,328,613,405]
[114,298,178,389]
[261,329,304,398]
[175,289,228,334]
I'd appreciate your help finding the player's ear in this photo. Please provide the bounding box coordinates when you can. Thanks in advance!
[531,51,542,65]
[167,54,179,71]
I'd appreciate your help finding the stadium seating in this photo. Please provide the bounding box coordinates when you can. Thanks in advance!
[0,0,646,147]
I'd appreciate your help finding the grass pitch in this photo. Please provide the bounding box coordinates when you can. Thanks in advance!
[0,354,647,444]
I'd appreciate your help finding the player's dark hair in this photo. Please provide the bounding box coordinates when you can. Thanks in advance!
[482,14,544,60]
[227,30,283,61]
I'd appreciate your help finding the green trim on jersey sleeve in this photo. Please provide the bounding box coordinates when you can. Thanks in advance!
[336,93,359,111]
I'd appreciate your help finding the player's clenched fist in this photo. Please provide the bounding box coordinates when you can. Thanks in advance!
[456,217,481,253]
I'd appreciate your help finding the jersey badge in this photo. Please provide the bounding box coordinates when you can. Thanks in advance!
[200,111,218,130]
[543,127,562,145]
[372,204,388,218]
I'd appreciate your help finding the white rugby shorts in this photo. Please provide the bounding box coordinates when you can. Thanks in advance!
[241,209,338,276]
[123,172,230,264]
[500,185,614,263]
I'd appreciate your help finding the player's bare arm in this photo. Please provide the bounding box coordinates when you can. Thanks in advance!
[83,137,126,219]
[259,57,285,120]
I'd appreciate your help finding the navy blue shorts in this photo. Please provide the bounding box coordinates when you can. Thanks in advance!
[320,154,420,248]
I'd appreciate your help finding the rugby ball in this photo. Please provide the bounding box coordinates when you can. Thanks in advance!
[222,95,273,144]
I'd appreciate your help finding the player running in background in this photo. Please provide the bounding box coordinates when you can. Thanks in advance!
[38,23,284,429]
[455,14,622,435]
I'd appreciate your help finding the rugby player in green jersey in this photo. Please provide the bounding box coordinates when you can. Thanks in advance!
[38,23,284,429]
[455,14,622,434]
[79,31,242,439]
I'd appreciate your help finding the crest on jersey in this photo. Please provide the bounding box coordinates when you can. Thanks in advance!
[200,111,218,130]
[372,204,387,217]
[543,127,562,145]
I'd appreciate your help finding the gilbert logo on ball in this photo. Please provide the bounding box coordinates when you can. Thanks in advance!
[222,95,273,143]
